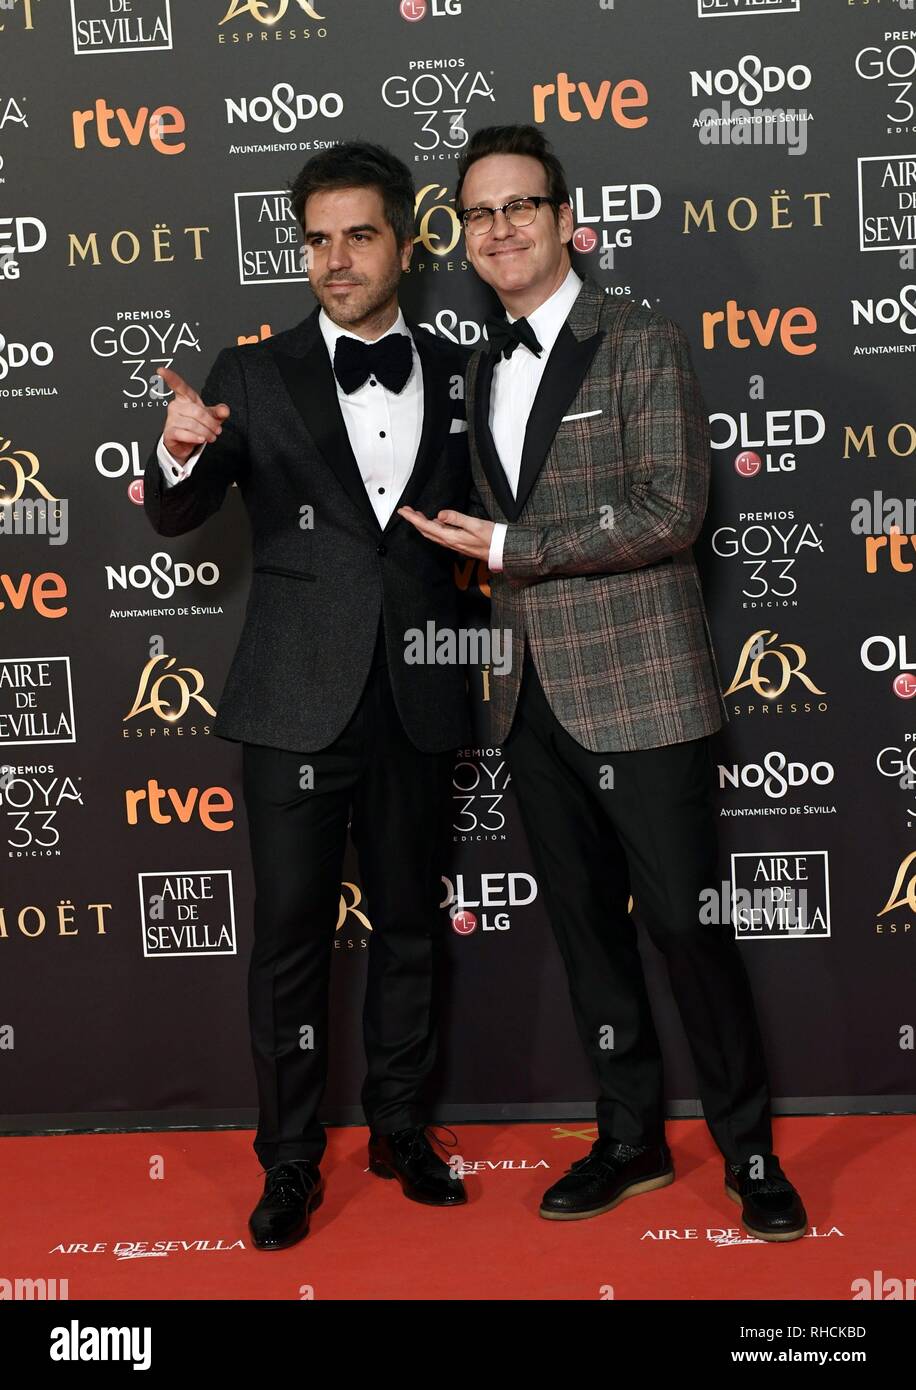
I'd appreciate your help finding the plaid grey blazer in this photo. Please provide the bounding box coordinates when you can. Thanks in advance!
[467,276,729,753]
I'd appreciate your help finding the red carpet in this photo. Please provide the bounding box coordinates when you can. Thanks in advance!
[3,1117,912,1300]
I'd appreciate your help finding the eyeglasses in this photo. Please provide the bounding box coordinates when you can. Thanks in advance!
[460,195,557,235]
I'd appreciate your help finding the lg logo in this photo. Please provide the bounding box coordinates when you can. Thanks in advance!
[399,0,461,20]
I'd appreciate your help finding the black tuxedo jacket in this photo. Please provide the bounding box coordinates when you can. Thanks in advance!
[143,307,473,753]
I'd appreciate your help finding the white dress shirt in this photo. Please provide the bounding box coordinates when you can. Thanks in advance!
[486,266,583,572]
[156,307,424,529]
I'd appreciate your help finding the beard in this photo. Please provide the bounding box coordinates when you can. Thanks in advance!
[316,260,403,330]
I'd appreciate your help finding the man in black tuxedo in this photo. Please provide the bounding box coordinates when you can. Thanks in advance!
[143,143,471,1249]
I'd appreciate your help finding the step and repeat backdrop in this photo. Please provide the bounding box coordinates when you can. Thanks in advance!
[2,0,914,1130]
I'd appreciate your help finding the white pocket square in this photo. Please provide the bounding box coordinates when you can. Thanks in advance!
[450,418,468,433]
[561,409,603,422]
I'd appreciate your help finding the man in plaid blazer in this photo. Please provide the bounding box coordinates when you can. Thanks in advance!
[400,124,807,1242]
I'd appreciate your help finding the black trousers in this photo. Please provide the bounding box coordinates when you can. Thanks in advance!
[241,632,453,1169]
[502,652,773,1166]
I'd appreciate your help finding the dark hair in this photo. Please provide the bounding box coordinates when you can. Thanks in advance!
[454,125,571,216]
[288,141,416,246]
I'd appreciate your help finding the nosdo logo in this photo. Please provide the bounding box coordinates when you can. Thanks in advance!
[690,55,811,108]
[0,334,54,379]
[225,83,343,133]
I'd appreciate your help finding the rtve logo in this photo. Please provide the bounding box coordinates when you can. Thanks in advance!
[701,300,817,354]
[125,780,234,831]
[532,73,648,127]
[0,571,67,618]
[72,99,186,154]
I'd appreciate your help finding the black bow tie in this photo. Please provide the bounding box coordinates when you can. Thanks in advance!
[485,315,543,361]
[333,332,413,395]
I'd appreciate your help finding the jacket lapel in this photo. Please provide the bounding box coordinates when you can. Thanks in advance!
[512,286,605,518]
[471,349,517,522]
[272,312,382,534]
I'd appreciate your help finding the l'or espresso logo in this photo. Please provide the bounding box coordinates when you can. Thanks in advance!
[122,644,216,738]
[729,850,830,939]
[336,881,371,950]
[876,850,916,934]
[140,870,236,957]
[70,0,172,55]
[0,435,56,501]
[0,657,75,746]
[858,154,916,252]
[410,184,466,271]
[72,97,186,153]
[724,629,827,714]
[0,762,84,858]
[217,0,328,42]
[235,191,306,285]
[532,71,648,127]
[381,59,494,161]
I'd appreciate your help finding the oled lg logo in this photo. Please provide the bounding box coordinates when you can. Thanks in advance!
[399,0,461,19]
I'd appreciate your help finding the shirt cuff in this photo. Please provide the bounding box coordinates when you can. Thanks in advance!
[157,434,204,488]
[487,523,507,573]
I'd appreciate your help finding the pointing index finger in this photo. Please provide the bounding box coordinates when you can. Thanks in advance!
[157,365,199,402]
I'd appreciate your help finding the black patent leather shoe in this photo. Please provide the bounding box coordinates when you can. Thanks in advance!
[725,1154,807,1242]
[540,1139,674,1220]
[248,1159,323,1250]
[368,1125,467,1206]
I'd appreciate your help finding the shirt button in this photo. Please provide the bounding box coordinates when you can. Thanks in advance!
[369,378,377,387]
[379,430,387,438]
[378,487,385,494]
[377,542,387,556]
